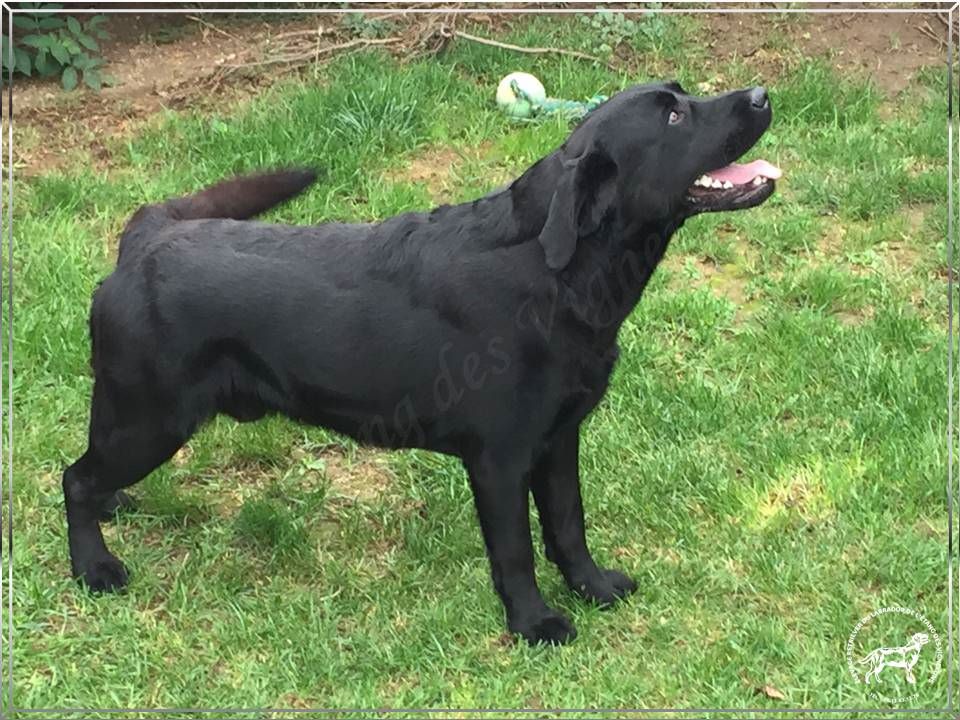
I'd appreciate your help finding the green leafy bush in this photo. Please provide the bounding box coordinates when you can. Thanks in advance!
[579,7,673,56]
[1,3,112,90]
[340,12,395,39]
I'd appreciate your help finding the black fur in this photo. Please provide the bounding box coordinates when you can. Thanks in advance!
[64,82,774,645]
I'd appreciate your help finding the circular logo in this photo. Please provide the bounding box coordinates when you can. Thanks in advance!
[846,606,943,704]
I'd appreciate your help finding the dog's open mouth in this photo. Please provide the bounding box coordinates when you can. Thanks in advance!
[684,159,782,213]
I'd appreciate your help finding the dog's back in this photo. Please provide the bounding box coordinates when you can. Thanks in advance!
[117,168,318,259]
[92,169,535,452]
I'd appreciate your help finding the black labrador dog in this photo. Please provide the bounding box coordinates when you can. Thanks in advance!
[63,82,780,645]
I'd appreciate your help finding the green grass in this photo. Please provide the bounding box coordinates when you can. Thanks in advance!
[10,13,953,716]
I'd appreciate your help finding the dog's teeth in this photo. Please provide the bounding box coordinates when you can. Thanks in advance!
[699,174,712,185]
[752,176,763,186]
[693,178,703,187]
[712,180,723,189]
[722,181,733,189]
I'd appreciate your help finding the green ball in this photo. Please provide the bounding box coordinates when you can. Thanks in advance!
[496,72,546,119]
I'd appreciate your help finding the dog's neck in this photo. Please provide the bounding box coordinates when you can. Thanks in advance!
[506,154,561,239]
[508,154,679,334]
[558,221,677,342]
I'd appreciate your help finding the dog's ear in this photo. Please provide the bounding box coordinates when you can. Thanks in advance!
[538,143,618,271]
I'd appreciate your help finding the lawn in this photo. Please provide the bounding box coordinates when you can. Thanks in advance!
[9,11,952,717]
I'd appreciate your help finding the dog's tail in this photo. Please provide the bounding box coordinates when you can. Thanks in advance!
[858,650,881,665]
[119,167,319,251]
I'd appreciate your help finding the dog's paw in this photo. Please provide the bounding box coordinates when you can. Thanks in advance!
[75,554,129,593]
[571,568,637,608]
[99,490,136,521]
[511,609,577,646]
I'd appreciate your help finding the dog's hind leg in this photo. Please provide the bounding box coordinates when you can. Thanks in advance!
[63,382,195,592]
[98,489,136,521]
[530,424,637,607]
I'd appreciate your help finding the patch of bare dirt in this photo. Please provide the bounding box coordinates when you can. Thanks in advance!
[691,257,750,306]
[883,240,924,272]
[818,205,930,273]
[802,9,944,97]
[384,146,464,202]
[836,306,875,327]
[12,10,514,176]
[903,203,931,235]
[664,245,758,320]
[814,221,869,278]
[752,466,834,529]
[817,222,847,257]
[198,443,395,514]
[171,454,284,517]
[383,142,506,203]
[14,14,328,116]
[703,7,945,97]
[310,445,394,504]
[14,13,395,175]
[15,16,281,174]
[384,141,518,204]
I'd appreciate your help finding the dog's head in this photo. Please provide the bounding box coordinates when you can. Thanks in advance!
[536,81,780,271]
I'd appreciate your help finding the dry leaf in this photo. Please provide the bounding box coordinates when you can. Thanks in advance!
[760,684,786,700]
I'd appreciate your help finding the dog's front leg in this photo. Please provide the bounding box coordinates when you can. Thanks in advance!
[466,450,576,646]
[531,425,637,607]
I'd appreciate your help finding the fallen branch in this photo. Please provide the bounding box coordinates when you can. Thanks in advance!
[187,15,240,42]
[937,11,957,36]
[916,21,945,49]
[223,37,403,72]
[269,28,327,42]
[452,29,614,69]
[270,13,402,42]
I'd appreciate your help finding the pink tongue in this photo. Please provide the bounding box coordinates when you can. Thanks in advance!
[708,159,782,185]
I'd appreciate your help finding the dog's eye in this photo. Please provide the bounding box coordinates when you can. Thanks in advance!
[668,110,684,125]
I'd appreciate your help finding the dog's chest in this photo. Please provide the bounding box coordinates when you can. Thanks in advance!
[548,341,620,432]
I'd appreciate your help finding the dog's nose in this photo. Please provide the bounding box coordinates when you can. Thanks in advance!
[749,86,769,110]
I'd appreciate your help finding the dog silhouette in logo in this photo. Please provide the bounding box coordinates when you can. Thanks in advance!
[858,632,930,685]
